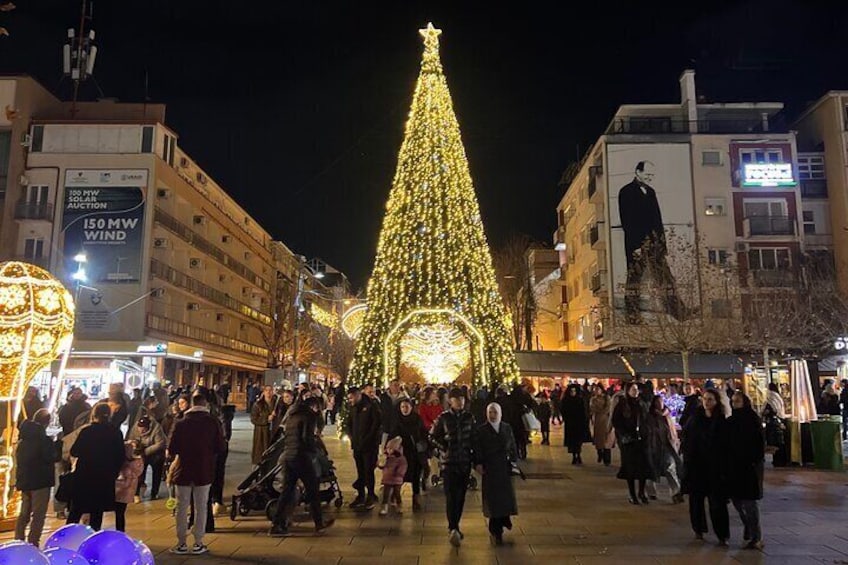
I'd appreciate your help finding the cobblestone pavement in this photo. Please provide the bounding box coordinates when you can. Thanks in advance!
[5,413,848,564]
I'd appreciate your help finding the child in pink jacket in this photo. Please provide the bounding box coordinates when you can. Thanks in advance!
[115,441,143,532]
[379,436,407,516]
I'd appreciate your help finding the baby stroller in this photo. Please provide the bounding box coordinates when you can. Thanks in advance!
[230,432,343,522]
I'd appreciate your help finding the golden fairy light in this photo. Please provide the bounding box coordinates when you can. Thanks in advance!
[0,261,75,523]
[399,322,471,383]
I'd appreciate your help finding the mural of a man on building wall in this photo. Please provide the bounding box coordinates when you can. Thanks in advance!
[618,160,687,323]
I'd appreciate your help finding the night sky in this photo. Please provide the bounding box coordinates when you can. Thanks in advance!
[1,1,846,288]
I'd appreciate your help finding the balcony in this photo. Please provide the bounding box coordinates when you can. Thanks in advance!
[744,216,795,237]
[146,313,268,360]
[800,179,827,198]
[14,201,54,221]
[606,116,786,135]
[750,269,796,288]
[590,271,606,294]
[589,224,604,249]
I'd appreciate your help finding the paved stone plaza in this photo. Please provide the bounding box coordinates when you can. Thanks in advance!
[5,414,848,564]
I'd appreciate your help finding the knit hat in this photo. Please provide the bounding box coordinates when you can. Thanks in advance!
[386,436,403,454]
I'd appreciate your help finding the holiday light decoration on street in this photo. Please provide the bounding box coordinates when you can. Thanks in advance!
[348,23,518,390]
[0,261,75,525]
[309,302,337,329]
[341,303,367,339]
[399,322,471,383]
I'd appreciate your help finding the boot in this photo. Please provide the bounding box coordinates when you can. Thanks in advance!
[597,449,603,463]
[379,504,389,516]
[603,449,612,466]
[576,454,583,465]
[412,494,422,512]
[571,453,577,465]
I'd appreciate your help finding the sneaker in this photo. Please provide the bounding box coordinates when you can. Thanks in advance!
[349,496,365,509]
[191,543,209,555]
[133,495,141,504]
[268,524,289,537]
[744,540,764,551]
[315,518,335,533]
[170,544,189,555]
[363,497,376,511]
[213,502,226,516]
[449,529,462,547]
[379,505,389,516]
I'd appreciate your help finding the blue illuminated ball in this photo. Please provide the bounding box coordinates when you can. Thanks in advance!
[43,547,89,565]
[43,524,96,551]
[78,530,141,565]
[0,541,49,564]
[135,541,154,565]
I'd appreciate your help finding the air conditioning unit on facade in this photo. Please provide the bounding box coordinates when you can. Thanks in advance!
[193,215,207,225]
[189,258,203,269]
[19,174,29,186]
[216,313,225,322]
[153,238,170,249]
[239,322,248,331]
[20,133,31,148]
[218,274,228,283]
[179,157,190,168]
[187,303,200,311]
[734,242,749,252]
[157,188,171,199]
[196,172,207,185]
[222,235,231,244]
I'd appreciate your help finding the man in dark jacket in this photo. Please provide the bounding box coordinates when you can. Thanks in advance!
[346,386,381,509]
[269,397,335,536]
[430,387,476,547]
[167,393,226,556]
[679,383,701,434]
[379,379,403,443]
[14,409,60,546]
[58,387,90,436]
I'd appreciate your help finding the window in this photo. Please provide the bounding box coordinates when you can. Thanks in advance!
[702,150,722,166]
[163,134,175,166]
[562,323,569,342]
[748,248,791,270]
[803,210,816,234]
[561,285,568,304]
[23,238,44,259]
[0,130,10,198]
[740,148,783,164]
[141,126,154,153]
[798,154,825,180]
[25,185,49,205]
[704,197,726,216]
[743,200,786,218]
[708,249,729,265]
[30,125,44,153]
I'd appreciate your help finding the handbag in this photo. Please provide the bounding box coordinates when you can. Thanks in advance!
[54,471,74,503]
[522,410,541,432]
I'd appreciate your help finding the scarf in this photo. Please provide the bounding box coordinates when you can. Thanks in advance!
[487,402,502,433]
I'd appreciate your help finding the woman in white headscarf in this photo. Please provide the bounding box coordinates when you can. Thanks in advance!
[473,402,518,546]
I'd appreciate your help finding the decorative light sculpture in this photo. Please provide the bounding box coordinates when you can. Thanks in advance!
[309,303,337,329]
[347,23,518,392]
[0,262,74,526]
[399,322,470,383]
[341,304,367,340]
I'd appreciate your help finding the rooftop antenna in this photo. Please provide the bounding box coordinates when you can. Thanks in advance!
[62,0,98,117]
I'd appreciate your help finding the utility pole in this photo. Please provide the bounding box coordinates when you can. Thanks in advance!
[63,0,98,117]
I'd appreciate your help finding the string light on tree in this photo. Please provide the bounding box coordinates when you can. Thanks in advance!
[347,23,518,391]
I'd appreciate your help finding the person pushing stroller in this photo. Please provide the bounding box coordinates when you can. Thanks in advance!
[268,396,335,536]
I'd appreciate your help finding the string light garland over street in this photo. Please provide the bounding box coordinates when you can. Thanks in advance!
[347,22,518,390]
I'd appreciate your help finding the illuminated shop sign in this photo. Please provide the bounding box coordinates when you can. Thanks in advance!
[137,343,167,354]
[834,337,848,351]
[742,163,795,187]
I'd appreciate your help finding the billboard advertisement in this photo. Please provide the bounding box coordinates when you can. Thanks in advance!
[606,144,696,324]
[61,169,148,284]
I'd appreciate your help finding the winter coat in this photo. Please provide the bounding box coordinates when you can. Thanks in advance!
[168,407,227,486]
[115,456,144,504]
[679,394,701,430]
[127,420,167,460]
[151,388,170,422]
[69,421,126,513]
[820,392,841,416]
[58,399,91,436]
[15,420,60,492]
[474,422,518,519]
[390,408,427,484]
[107,396,128,430]
[379,392,401,436]
[347,396,382,453]
[612,396,653,481]
[726,407,764,500]
[430,409,476,470]
[418,402,443,432]
[250,396,279,464]
[534,399,552,429]
[380,449,408,486]
[681,408,729,497]
[645,409,680,479]
[589,394,614,450]
[279,404,319,462]
[562,386,589,453]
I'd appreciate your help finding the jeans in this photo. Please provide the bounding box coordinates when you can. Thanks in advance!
[689,493,729,540]
[175,483,211,546]
[273,456,322,527]
[15,487,50,545]
[732,498,762,542]
[115,502,127,532]
[352,449,377,498]
[443,466,470,531]
[137,457,165,498]
[211,444,229,505]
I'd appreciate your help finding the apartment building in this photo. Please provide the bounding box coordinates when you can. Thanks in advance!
[0,75,348,400]
[553,70,804,351]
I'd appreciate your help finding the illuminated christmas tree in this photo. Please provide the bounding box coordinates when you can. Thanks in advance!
[348,23,518,390]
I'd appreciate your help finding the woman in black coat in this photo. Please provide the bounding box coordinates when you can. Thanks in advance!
[474,403,518,546]
[390,398,428,511]
[681,388,730,545]
[561,384,588,464]
[612,382,654,504]
[727,391,765,550]
[66,403,126,531]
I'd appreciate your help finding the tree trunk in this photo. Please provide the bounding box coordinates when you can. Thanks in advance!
[682,350,690,383]
[763,347,771,384]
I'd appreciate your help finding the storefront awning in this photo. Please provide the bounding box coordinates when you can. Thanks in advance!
[621,353,745,379]
[516,351,745,379]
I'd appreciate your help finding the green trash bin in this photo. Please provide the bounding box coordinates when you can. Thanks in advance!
[810,416,844,471]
